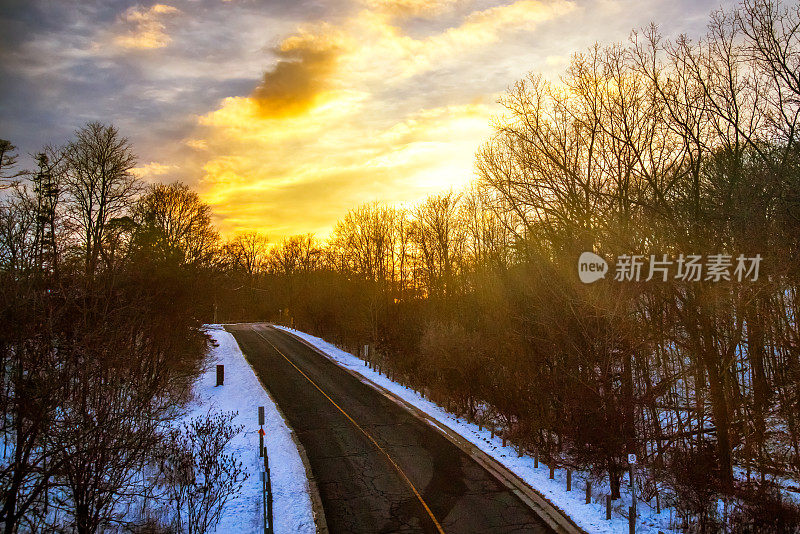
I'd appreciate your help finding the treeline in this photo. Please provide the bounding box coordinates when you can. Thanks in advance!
[0,125,240,532]
[223,0,800,531]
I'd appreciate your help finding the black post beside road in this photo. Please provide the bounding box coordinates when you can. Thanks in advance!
[259,404,272,533]
[216,364,224,386]
[265,454,274,533]
[629,506,635,534]
[262,470,267,534]
[630,463,637,517]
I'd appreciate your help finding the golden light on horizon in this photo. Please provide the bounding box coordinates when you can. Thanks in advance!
[192,96,492,238]
[184,0,574,240]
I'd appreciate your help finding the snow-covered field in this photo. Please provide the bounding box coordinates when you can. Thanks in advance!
[191,325,316,534]
[274,325,676,534]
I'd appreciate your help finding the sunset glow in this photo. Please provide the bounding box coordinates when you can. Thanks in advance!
[1,0,730,239]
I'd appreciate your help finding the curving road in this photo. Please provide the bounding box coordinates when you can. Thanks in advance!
[226,323,557,534]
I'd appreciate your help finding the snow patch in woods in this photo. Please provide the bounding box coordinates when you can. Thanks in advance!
[275,325,676,534]
[188,325,317,534]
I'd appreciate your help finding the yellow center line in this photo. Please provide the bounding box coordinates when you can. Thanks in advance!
[252,327,446,534]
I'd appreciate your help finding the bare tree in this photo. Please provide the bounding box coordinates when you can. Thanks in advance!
[265,234,321,275]
[410,192,464,299]
[0,191,37,274]
[134,182,219,267]
[739,0,800,150]
[223,231,269,275]
[159,412,248,534]
[330,202,402,284]
[63,122,140,276]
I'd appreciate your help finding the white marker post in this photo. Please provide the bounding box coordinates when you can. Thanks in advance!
[259,406,265,457]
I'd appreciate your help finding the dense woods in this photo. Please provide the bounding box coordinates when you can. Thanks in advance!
[0,125,223,532]
[3,0,800,531]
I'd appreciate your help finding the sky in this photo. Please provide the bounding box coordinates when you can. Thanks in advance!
[0,0,733,239]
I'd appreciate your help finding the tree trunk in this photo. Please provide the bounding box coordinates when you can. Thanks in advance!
[702,351,735,492]
[623,353,636,455]
[746,296,769,482]
[609,468,622,499]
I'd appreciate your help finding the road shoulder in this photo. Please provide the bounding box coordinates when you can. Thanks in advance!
[196,324,321,534]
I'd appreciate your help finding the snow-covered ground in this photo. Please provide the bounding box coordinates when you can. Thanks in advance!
[190,325,316,534]
[275,325,677,534]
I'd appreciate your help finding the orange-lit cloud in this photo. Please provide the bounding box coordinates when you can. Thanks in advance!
[251,26,347,118]
[191,95,491,235]
[449,0,575,45]
[340,0,576,81]
[113,4,180,50]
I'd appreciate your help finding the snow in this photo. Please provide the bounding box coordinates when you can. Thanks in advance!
[190,325,317,534]
[274,325,676,534]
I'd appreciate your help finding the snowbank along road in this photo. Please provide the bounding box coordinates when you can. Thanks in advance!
[226,323,559,534]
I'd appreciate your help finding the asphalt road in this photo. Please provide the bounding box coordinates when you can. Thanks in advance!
[226,323,555,534]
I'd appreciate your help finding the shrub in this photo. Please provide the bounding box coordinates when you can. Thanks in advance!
[159,411,248,534]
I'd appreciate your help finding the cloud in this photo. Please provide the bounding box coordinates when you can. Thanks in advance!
[250,27,347,118]
[187,0,578,238]
[449,0,575,45]
[185,138,209,150]
[113,4,181,50]
[376,0,577,76]
[305,0,577,90]
[192,92,493,236]
[362,0,460,18]
[132,161,177,181]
